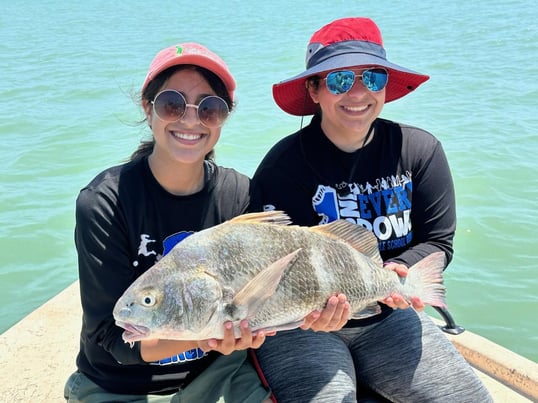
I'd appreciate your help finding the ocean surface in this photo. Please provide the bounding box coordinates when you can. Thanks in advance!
[1,0,537,363]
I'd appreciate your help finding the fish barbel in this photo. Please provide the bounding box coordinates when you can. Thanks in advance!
[113,211,446,342]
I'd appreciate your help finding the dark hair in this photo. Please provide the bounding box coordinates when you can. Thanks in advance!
[305,76,322,117]
[306,75,321,90]
[130,65,234,162]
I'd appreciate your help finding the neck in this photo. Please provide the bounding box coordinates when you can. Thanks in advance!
[321,120,376,153]
[148,154,205,196]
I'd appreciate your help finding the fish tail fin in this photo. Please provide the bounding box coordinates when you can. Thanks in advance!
[403,252,447,308]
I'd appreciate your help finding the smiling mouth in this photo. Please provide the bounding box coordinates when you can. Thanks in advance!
[342,104,369,113]
[171,131,204,141]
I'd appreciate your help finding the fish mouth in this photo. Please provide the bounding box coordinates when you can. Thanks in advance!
[116,321,150,342]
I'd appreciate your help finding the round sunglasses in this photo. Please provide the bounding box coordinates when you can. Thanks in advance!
[151,90,230,128]
[325,68,388,95]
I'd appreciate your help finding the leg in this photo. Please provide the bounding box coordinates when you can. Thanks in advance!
[342,309,493,402]
[255,328,356,403]
[64,370,171,402]
[173,350,271,403]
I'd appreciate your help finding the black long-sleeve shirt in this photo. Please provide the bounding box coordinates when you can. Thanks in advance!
[74,157,249,394]
[251,115,456,326]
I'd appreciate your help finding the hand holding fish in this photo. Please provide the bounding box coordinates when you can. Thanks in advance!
[201,320,273,355]
[381,262,425,311]
[300,294,350,332]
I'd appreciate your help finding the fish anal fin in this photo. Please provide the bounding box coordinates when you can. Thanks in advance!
[350,303,382,319]
[232,249,301,319]
[310,220,383,266]
[227,211,292,226]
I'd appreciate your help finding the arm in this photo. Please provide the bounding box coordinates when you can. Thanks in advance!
[381,137,456,310]
[390,139,456,268]
[140,320,271,362]
[76,186,150,365]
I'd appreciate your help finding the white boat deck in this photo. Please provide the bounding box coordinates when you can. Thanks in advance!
[1,281,537,402]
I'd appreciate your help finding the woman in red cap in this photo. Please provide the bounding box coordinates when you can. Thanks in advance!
[251,18,492,402]
[64,43,271,402]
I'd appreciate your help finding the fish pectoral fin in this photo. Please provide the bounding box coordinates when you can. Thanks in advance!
[232,249,301,318]
[350,303,382,319]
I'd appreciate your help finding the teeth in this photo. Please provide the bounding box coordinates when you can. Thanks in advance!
[343,105,368,112]
[172,132,202,140]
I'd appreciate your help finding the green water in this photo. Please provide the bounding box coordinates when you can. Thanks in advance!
[1,0,536,362]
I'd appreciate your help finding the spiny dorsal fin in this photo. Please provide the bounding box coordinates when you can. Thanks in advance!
[310,220,383,266]
[227,211,292,226]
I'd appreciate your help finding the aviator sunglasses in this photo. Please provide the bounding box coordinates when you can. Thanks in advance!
[325,68,388,95]
[151,89,230,128]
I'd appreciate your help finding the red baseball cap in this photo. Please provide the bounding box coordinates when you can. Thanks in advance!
[142,43,236,100]
[273,18,430,116]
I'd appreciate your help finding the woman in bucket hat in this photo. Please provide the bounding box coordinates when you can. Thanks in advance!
[64,43,272,402]
[251,18,492,402]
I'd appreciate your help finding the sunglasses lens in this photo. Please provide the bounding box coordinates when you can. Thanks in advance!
[325,69,388,94]
[153,90,186,121]
[326,70,355,95]
[197,96,229,128]
[362,69,388,92]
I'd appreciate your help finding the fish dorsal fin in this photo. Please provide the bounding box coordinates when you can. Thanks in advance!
[227,211,292,226]
[310,220,383,266]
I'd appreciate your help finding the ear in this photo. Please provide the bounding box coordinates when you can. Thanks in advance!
[306,81,320,105]
[142,99,153,124]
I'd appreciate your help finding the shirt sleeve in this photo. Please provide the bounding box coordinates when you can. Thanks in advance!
[390,138,456,269]
[75,185,146,365]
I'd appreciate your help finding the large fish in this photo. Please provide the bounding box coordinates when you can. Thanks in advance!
[113,211,446,342]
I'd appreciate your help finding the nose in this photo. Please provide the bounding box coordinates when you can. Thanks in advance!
[180,104,200,126]
[348,77,370,96]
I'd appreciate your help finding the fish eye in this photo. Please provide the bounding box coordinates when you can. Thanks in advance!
[142,294,156,307]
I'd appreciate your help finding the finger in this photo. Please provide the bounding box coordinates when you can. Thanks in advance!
[331,295,345,316]
[393,266,409,277]
[300,311,320,330]
[411,296,425,311]
[327,295,348,328]
[381,296,396,309]
[200,338,217,351]
[316,295,339,326]
[236,320,252,349]
[393,294,411,309]
[334,300,351,329]
[220,321,236,352]
[251,330,266,349]
[384,262,409,277]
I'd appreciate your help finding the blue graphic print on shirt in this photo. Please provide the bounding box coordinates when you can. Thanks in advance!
[312,173,413,252]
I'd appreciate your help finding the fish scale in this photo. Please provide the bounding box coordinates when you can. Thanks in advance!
[113,211,446,341]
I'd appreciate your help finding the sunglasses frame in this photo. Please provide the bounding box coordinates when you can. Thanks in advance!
[324,68,389,95]
[151,89,230,128]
